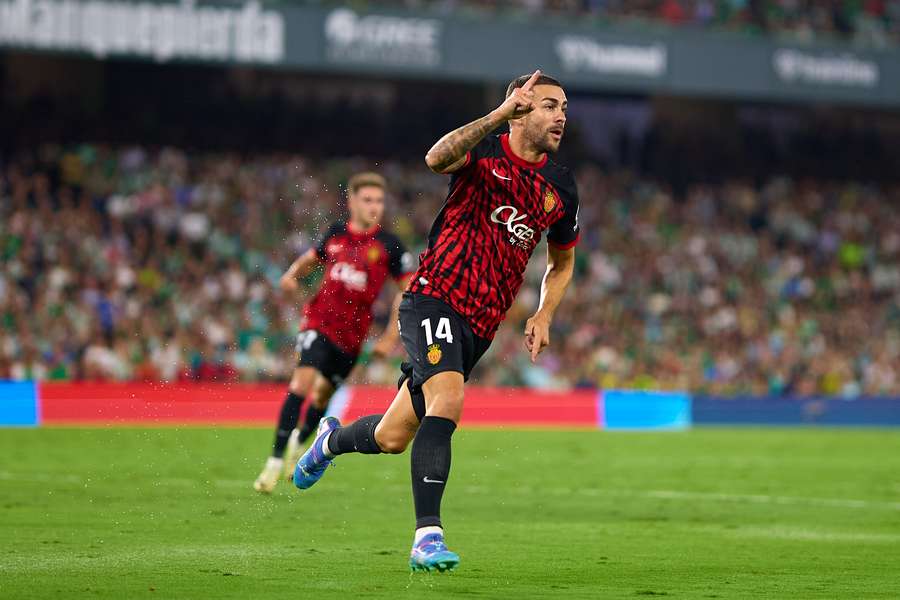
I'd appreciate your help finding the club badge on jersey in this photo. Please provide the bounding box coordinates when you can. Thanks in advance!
[543,189,557,213]
[426,343,443,365]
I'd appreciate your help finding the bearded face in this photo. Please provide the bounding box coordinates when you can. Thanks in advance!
[516,84,567,154]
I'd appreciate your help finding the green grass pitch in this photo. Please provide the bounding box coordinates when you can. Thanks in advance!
[1,426,899,599]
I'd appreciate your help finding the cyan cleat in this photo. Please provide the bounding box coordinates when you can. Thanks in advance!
[292,417,340,490]
[409,533,460,573]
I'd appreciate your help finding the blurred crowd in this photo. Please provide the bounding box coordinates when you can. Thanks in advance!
[334,0,900,47]
[1,144,898,396]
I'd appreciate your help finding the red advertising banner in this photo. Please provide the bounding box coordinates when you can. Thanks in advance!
[344,385,598,427]
[39,382,286,425]
[37,383,599,427]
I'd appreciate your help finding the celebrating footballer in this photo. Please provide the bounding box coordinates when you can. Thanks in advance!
[292,70,579,572]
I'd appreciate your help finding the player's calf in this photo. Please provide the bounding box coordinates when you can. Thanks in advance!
[291,385,424,493]
[408,372,462,566]
[372,382,421,454]
[254,388,306,493]
[283,428,305,480]
[323,414,384,455]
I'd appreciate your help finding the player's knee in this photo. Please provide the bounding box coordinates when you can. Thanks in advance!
[378,436,408,454]
[374,425,410,454]
[289,371,315,396]
[310,392,330,410]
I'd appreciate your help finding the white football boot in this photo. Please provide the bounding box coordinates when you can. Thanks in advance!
[253,456,284,494]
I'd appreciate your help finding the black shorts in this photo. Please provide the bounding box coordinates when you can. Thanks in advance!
[295,329,357,388]
[397,292,492,420]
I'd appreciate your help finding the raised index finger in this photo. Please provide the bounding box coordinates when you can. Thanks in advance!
[521,69,542,92]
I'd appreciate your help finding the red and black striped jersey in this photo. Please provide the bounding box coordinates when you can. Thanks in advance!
[409,133,580,340]
[303,223,413,355]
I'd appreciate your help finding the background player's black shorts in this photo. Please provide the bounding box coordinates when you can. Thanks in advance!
[397,292,492,420]
[295,330,357,388]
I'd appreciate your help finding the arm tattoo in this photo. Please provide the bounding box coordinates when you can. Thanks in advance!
[426,112,502,172]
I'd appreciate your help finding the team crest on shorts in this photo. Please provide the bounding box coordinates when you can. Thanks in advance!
[426,343,442,365]
[367,246,381,263]
[543,190,557,213]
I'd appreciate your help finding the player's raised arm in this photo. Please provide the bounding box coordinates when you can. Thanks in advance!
[279,248,320,293]
[424,69,543,174]
[524,243,576,363]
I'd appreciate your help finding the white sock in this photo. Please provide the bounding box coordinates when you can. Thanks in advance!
[321,431,335,458]
[414,526,443,545]
[266,456,283,470]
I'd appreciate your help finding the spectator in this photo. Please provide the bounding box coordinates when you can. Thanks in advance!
[1,144,898,396]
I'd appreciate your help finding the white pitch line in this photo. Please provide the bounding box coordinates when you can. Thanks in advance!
[640,489,900,511]
[0,471,246,489]
[472,482,900,511]
[0,471,82,484]
[727,526,900,543]
[2,471,898,512]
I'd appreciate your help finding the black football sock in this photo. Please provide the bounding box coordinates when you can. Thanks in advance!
[410,416,456,529]
[271,392,303,458]
[297,404,326,445]
[326,414,384,455]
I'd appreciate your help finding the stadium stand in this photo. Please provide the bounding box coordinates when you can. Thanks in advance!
[2,143,897,395]
[305,0,900,47]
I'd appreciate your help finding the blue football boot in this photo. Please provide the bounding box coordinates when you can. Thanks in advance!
[409,532,460,572]
[292,417,340,490]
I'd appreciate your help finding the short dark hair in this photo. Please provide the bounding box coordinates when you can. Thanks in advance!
[505,73,563,98]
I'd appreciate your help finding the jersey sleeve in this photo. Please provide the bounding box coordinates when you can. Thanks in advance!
[454,135,496,173]
[547,174,580,250]
[314,223,342,261]
[386,235,415,280]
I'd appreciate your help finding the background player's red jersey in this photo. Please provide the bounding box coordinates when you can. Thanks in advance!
[303,223,413,355]
[409,133,580,340]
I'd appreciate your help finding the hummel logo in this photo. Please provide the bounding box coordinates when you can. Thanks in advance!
[492,169,512,181]
[423,476,445,484]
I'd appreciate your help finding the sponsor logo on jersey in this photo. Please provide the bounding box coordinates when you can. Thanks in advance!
[490,205,535,249]
[426,343,442,365]
[330,262,368,291]
[327,242,344,255]
[367,246,382,263]
[543,190,557,213]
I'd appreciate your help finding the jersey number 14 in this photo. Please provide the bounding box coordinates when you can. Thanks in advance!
[421,318,454,345]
